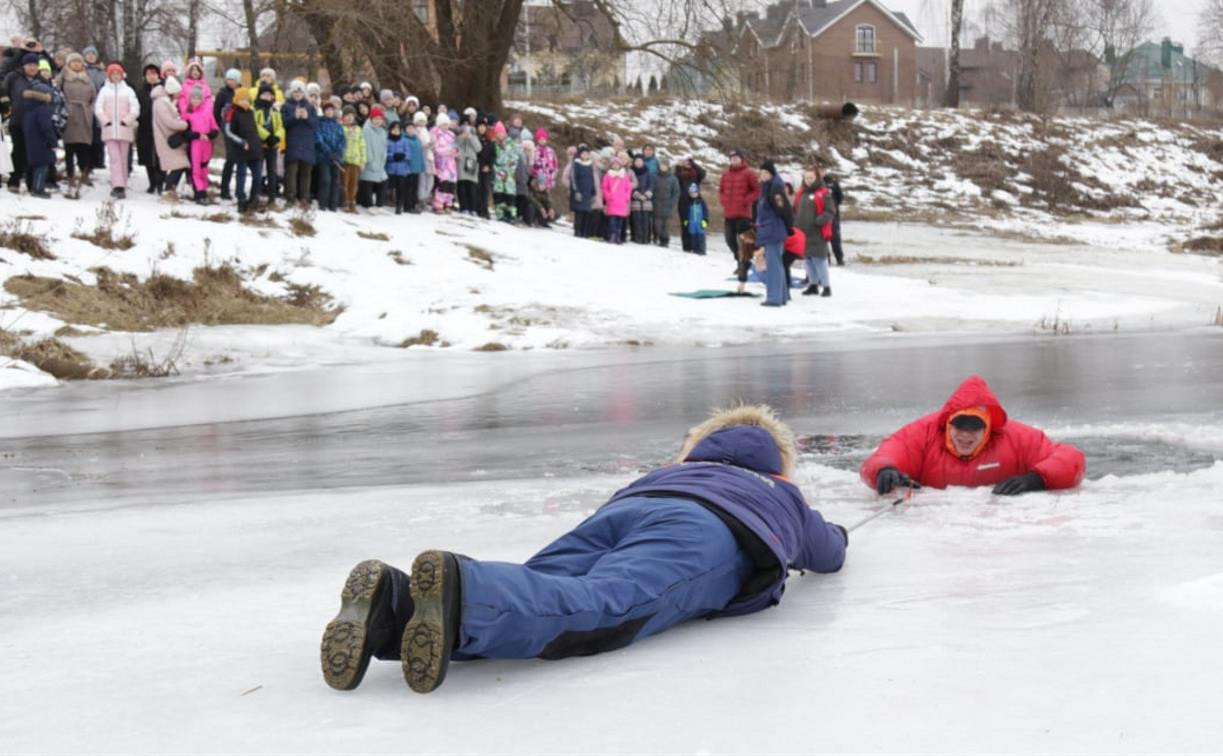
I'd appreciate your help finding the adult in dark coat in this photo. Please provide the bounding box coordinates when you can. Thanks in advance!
[135,64,162,193]
[213,68,239,199]
[568,145,595,238]
[652,159,681,247]
[674,157,706,251]
[475,119,495,219]
[2,53,40,190]
[825,172,846,265]
[21,81,57,196]
[754,160,793,307]
[718,148,761,262]
[319,404,847,694]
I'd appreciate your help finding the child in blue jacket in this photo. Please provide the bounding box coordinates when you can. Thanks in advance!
[384,120,412,214]
[314,101,346,211]
[319,404,848,694]
[402,122,425,213]
[685,182,709,255]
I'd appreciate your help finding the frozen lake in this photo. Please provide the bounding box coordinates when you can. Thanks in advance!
[2,331,1222,753]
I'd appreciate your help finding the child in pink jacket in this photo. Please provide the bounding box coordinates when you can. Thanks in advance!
[182,84,219,202]
[600,156,632,244]
[177,57,213,118]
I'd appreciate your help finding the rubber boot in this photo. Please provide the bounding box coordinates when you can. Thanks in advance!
[320,559,413,690]
[402,550,462,694]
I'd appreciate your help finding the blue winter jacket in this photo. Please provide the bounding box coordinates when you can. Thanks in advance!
[686,198,708,236]
[643,155,659,175]
[755,174,793,246]
[607,424,845,616]
[315,117,346,165]
[280,99,319,163]
[21,90,58,167]
[569,159,595,212]
[403,132,425,174]
[385,133,410,177]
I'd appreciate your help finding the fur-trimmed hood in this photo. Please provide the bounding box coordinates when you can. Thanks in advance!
[677,404,797,478]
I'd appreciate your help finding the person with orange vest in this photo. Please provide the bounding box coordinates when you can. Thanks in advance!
[794,164,836,297]
[861,375,1086,496]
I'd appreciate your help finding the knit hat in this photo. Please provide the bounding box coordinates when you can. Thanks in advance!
[359,81,372,91]
[106,62,125,77]
[288,79,306,94]
[370,105,385,119]
[20,52,39,66]
[161,59,177,77]
[164,76,182,96]
[329,95,342,111]
[342,104,356,117]
[225,68,241,82]
[82,45,98,57]
[37,58,51,73]
[435,112,450,127]
[577,143,590,156]
[405,95,419,107]
[492,120,507,139]
[142,63,160,77]
[66,52,84,67]
[688,183,699,194]
[306,82,321,96]
[534,128,548,142]
[413,111,427,125]
[259,67,276,79]
[321,99,334,112]
[760,159,777,177]
[186,57,203,75]
[463,106,476,116]
[379,88,393,101]
[234,87,252,105]
[258,82,275,98]
[729,148,744,160]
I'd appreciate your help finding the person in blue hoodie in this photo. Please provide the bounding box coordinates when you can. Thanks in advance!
[685,182,709,255]
[755,159,794,307]
[319,404,848,694]
[384,120,412,215]
[314,101,346,212]
[402,120,424,213]
[568,143,595,238]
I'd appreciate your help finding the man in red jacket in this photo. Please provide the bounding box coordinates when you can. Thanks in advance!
[860,375,1085,496]
[717,148,759,262]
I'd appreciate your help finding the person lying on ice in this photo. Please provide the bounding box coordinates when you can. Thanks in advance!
[861,375,1085,497]
[321,404,848,694]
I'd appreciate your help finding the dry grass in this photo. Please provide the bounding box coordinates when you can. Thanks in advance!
[109,328,189,378]
[71,202,135,250]
[289,215,316,237]
[387,251,412,265]
[704,108,809,162]
[0,330,102,380]
[953,140,1011,195]
[400,329,440,348]
[474,341,509,352]
[204,212,233,224]
[4,264,341,332]
[358,231,390,241]
[1175,236,1223,256]
[239,213,280,229]
[466,245,495,270]
[0,220,56,260]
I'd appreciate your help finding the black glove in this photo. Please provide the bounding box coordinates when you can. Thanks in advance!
[268,135,280,147]
[393,153,406,162]
[992,472,1045,496]
[184,130,198,141]
[834,524,848,547]
[207,129,218,140]
[875,466,914,495]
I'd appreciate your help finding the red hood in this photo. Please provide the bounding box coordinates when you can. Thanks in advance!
[937,375,1008,430]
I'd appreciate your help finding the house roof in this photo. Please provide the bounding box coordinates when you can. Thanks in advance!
[1122,41,1217,85]
[795,0,921,42]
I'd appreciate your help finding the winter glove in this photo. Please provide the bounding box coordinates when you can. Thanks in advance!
[834,524,848,547]
[184,130,198,141]
[393,153,406,162]
[207,129,219,140]
[700,219,708,229]
[268,135,280,147]
[574,192,582,201]
[875,466,915,495]
[992,472,1045,496]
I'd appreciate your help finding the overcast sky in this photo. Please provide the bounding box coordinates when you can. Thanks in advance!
[885,0,1207,54]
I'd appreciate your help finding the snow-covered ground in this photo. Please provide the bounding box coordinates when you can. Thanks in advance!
[3,445,1222,753]
[3,184,1221,393]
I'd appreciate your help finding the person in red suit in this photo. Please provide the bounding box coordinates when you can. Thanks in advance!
[861,375,1085,496]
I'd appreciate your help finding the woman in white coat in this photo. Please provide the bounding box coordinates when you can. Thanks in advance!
[93,62,140,198]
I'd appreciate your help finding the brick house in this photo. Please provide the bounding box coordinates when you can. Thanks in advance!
[506,1,625,97]
[735,0,923,105]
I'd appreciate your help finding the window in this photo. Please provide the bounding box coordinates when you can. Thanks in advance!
[867,61,877,83]
[855,24,876,54]
[853,61,862,82]
[413,0,429,23]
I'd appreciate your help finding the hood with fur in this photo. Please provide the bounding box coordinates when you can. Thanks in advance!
[677,404,797,479]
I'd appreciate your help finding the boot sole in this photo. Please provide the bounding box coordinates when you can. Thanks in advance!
[320,559,389,691]
[402,551,455,693]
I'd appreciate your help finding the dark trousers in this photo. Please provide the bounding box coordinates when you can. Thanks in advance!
[235,158,262,205]
[164,168,186,193]
[316,162,340,211]
[607,215,626,243]
[653,209,671,247]
[220,154,237,198]
[724,217,752,260]
[358,179,384,208]
[458,179,477,213]
[29,163,49,194]
[783,251,798,290]
[262,150,279,198]
[388,175,409,213]
[691,233,706,255]
[91,122,104,169]
[677,199,692,250]
[64,143,92,178]
[477,171,493,218]
[573,209,590,237]
[831,213,844,265]
[7,123,27,188]
[284,159,312,202]
[493,191,516,220]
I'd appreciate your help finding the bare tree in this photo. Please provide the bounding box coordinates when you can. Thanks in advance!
[946,0,965,107]
[1055,0,1156,107]
[1200,0,1223,67]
